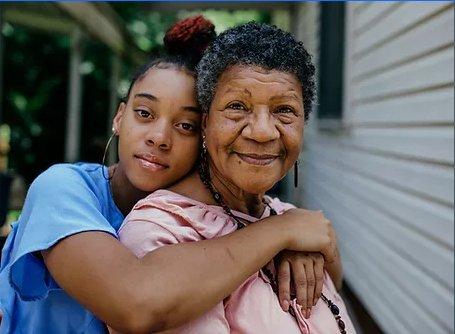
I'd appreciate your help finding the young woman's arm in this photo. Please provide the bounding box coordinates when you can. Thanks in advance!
[43,209,335,333]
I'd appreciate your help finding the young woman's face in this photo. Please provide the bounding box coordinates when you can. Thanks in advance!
[204,65,305,194]
[114,67,201,192]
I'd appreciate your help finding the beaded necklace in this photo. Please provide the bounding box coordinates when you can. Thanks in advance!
[197,160,347,333]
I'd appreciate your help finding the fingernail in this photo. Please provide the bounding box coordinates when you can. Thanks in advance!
[282,299,289,312]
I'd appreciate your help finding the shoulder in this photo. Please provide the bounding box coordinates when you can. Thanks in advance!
[30,163,104,195]
[33,163,103,184]
[124,190,237,239]
[22,163,109,215]
[264,196,296,215]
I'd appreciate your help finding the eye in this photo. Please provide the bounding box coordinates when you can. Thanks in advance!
[227,101,247,111]
[176,122,196,132]
[275,106,295,114]
[134,109,152,118]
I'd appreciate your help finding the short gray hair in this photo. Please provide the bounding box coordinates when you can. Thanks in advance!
[196,22,316,121]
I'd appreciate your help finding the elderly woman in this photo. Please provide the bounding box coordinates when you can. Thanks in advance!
[118,23,355,333]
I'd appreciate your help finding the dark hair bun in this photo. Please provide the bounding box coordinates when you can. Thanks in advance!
[164,15,216,60]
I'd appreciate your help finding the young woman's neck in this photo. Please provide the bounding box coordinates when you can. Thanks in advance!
[109,164,148,216]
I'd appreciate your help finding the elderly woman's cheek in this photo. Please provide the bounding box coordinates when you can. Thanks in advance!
[282,122,304,153]
[207,118,240,152]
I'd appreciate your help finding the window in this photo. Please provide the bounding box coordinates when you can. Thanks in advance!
[318,2,345,123]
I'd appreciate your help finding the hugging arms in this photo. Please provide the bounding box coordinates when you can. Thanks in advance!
[44,206,339,332]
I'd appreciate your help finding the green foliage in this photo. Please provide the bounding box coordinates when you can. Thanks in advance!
[112,4,270,54]
[178,9,270,34]
[2,25,69,182]
[2,26,120,182]
[3,4,271,184]
[111,3,178,53]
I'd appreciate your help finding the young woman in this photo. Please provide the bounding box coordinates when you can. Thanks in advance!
[0,17,341,333]
[118,22,351,333]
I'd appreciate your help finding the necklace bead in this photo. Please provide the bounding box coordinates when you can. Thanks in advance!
[330,303,340,315]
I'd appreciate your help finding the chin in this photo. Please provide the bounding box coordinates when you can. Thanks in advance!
[236,177,278,195]
[129,175,164,193]
[134,182,161,193]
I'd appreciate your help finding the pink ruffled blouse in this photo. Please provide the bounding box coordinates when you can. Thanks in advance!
[117,189,356,334]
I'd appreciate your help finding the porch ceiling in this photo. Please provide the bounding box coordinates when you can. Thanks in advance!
[1,2,146,64]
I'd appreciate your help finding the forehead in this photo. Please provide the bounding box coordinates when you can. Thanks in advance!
[217,65,302,95]
[132,67,195,95]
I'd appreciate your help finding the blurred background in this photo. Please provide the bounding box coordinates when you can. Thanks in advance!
[0,2,453,333]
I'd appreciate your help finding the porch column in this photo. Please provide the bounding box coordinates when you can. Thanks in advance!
[107,54,120,165]
[65,28,83,162]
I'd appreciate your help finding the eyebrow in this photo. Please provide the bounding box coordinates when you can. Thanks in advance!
[134,93,158,101]
[135,92,200,113]
[182,106,201,113]
[270,92,300,101]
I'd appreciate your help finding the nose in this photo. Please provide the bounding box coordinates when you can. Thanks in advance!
[145,119,172,150]
[242,107,280,143]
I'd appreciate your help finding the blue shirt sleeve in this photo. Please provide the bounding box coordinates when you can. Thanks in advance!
[7,165,117,301]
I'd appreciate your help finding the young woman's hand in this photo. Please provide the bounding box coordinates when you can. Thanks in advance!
[276,251,324,319]
[278,208,337,263]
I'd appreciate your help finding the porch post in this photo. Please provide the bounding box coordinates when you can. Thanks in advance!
[65,28,83,162]
[107,54,120,165]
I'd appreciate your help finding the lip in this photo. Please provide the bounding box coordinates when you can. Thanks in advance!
[236,152,279,166]
[134,153,169,172]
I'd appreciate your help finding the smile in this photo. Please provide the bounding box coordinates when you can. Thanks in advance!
[134,153,169,172]
[236,153,279,166]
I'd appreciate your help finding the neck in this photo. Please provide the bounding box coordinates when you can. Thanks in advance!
[109,163,148,216]
[209,162,265,218]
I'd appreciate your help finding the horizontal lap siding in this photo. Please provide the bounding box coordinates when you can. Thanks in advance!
[293,3,454,333]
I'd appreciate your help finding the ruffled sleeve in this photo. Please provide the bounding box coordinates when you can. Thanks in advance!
[118,190,238,257]
[265,196,296,214]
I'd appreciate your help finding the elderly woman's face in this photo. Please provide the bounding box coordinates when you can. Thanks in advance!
[204,65,305,194]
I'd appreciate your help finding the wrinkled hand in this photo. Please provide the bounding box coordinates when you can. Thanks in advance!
[276,251,324,319]
[280,209,337,264]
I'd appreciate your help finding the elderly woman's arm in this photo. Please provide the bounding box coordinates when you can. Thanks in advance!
[324,246,343,290]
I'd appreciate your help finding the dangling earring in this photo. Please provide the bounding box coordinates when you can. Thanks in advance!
[201,135,208,155]
[102,128,117,180]
[198,135,210,186]
[294,160,300,188]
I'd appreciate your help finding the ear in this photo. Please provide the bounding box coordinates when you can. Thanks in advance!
[112,102,126,135]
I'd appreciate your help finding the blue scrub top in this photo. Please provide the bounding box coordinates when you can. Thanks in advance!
[0,163,124,333]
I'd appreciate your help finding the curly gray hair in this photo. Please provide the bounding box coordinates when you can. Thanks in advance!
[196,22,316,121]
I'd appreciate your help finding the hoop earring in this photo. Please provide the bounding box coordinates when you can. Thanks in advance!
[102,129,116,180]
[294,160,300,188]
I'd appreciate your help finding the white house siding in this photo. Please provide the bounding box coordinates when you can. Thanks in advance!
[290,3,454,333]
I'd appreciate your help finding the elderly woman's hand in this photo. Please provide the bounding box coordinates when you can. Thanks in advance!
[276,251,324,319]
[278,209,337,263]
